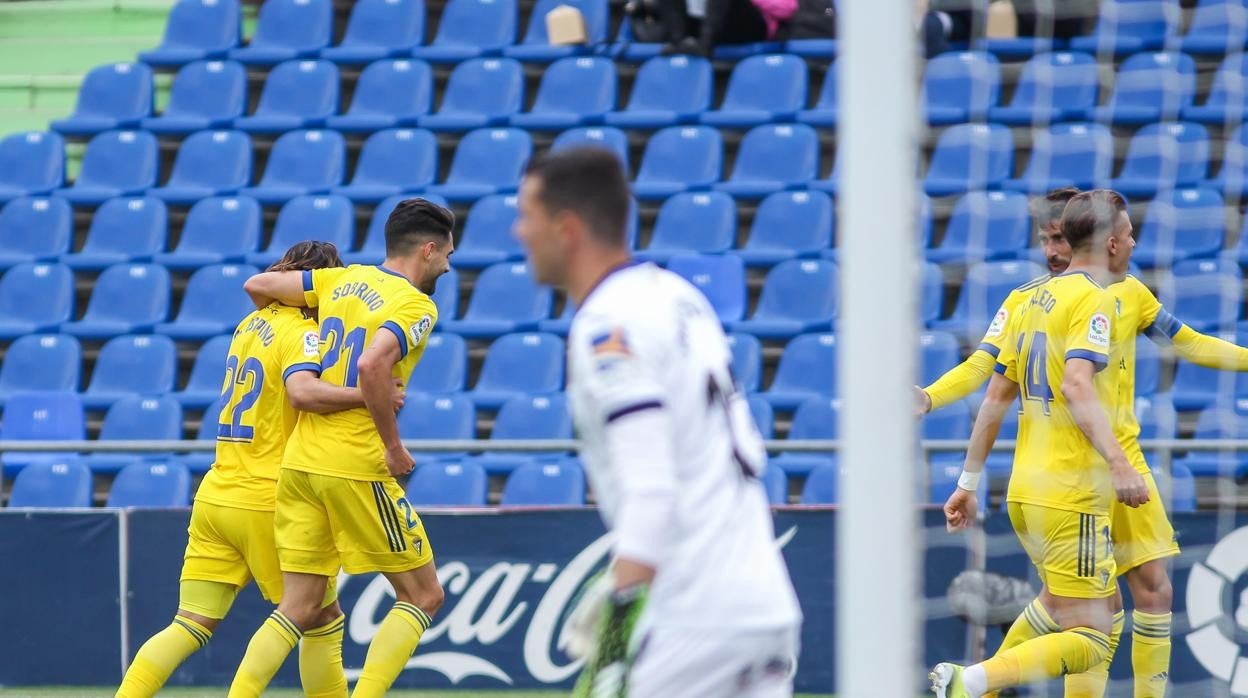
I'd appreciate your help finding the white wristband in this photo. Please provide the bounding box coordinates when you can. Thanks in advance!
[957,471,981,492]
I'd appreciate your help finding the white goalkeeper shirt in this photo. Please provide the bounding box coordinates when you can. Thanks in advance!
[568,261,802,631]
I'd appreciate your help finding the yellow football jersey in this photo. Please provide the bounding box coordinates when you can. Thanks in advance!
[283,265,438,481]
[996,271,1121,516]
[1106,275,1176,475]
[195,304,323,512]
[978,274,1050,360]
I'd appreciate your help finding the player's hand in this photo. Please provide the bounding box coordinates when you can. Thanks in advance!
[914,386,932,417]
[390,378,406,414]
[573,585,647,698]
[943,487,978,532]
[385,444,415,476]
[1110,462,1150,508]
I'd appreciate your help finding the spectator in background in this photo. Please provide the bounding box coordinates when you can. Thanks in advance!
[919,0,953,58]
[655,0,796,55]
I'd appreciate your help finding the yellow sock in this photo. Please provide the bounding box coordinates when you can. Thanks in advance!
[115,616,212,698]
[980,627,1110,692]
[1065,610,1124,698]
[981,599,1061,698]
[352,601,432,698]
[1132,610,1171,698]
[300,615,347,698]
[228,611,302,698]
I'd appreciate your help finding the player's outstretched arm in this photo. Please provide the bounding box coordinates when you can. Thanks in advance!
[1062,358,1149,508]
[919,349,997,416]
[946,372,1016,531]
[1170,325,1248,371]
[242,271,308,310]
[357,328,414,476]
[286,372,406,414]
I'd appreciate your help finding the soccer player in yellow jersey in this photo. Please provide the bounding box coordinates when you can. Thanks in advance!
[922,188,1248,698]
[116,242,403,698]
[229,199,455,698]
[929,191,1152,698]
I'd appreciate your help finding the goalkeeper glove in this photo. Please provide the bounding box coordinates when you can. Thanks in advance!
[572,584,648,698]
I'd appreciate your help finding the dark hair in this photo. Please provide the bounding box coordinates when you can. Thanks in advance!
[1031,187,1082,230]
[1060,190,1128,252]
[385,198,456,257]
[523,147,631,248]
[266,241,344,272]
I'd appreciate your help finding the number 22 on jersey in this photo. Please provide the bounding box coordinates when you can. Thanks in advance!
[218,354,263,441]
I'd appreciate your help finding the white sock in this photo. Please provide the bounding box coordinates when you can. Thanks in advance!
[962,663,987,697]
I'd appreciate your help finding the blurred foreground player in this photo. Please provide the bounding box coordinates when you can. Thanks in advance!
[514,148,802,697]
[116,242,398,698]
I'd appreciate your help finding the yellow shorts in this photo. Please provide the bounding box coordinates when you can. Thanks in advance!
[1007,502,1117,599]
[1112,471,1180,574]
[275,469,434,577]
[181,500,284,608]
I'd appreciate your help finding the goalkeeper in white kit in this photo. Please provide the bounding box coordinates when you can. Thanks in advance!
[513,147,803,697]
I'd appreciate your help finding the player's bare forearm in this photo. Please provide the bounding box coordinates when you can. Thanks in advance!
[613,557,656,592]
[360,363,403,450]
[923,350,996,413]
[1172,325,1248,371]
[285,372,367,414]
[243,271,307,310]
[962,373,1017,474]
[1061,360,1130,469]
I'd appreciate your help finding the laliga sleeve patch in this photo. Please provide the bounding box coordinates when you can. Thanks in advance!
[985,307,1009,338]
[409,315,433,348]
[1088,312,1110,348]
[302,330,320,357]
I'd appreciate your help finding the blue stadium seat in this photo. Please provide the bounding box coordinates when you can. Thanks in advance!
[730,333,762,392]
[234,59,339,133]
[0,263,74,339]
[1110,121,1209,198]
[150,130,252,204]
[1135,394,1176,462]
[321,0,425,63]
[238,129,345,205]
[505,0,608,62]
[57,130,159,206]
[140,0,241,67]
[1135,336,1161,398]
[1180,0,1248,55]
[637,192,736,263]
[929,260,1045,340]
[1162,461,1197,511]
[770,397,840,475]
[609,16,663,61]
[0,197,72,270]
[61,197,166,271]
[919,262,944,327]
[512,57,616,130]
[471,332,564,408]
[1133,188,1225,268]
[1183,54,1248,124]
[153,196,260,270]
[455,194,521,268]
[1171,331,1247,410]
[479,394,573,474]
[1069,0,1180,55]
[551,127,629,175]
[85,396,184,473]
[668,253,746,323]
[326,59,433,132]
[431,266,459,322]
[1209,124,1248,198]
[332,128,437,203]
[785,37,837,58]
[410,0,516,63]
[604,55,712,129]
[1160,273,1241,336]
[0,335,81,405]
[140,60,248,135]
[760,463,787,505]
[406,459,488,507]
[632,125,722,200]
[928,454,990,506]
[1180,407,1248,478]
[344,193,450,265]
[228,0,332,65]
[51,63,153,136]
[921,51,1000,125]
[800,463,838,505]
[764,333,837,409]
[1092,52,1196,125]
[918,331,961,387]
[61,263,170,339]
[732,259,837,339]
[714,123,819,199]
[81,335,178,409]
[501,458,585,506]
[701,54,807,128]
[738,190,834,267]
[7,460,92,508]
[245,195,353,268]
[796,67,836,128]
[0,132,64,203]
[173,334,231,408]
[987,52,1099,125]
[0,393,85,474]
[409,332,467,394]
[1001,122,1114,192]
[923,397,972,440]
[426,128,531,202]
[181,398,221,473]
[421,58,524,132]
[748,396,774,444]
[398,394,476,459]
[106,461,191,507]
[440,262,551,338]
[156,264,257,340]
[923,123,1013,197]
[927,191,1030,264]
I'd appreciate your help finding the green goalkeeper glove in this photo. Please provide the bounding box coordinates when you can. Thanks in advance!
[572,584,648,698]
